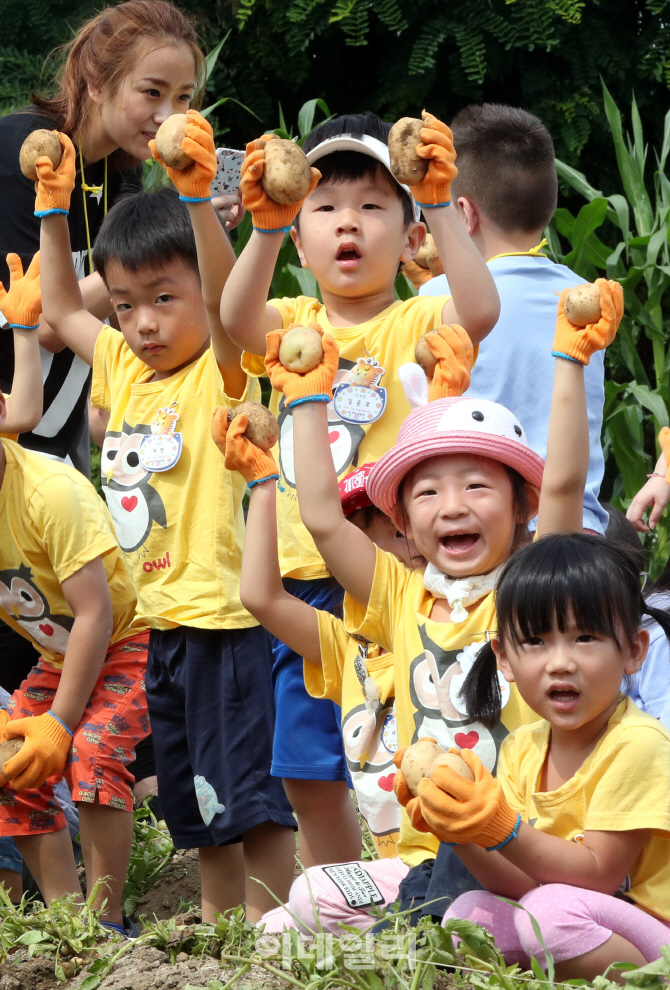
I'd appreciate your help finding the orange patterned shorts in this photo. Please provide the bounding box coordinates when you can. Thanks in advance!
[0,633,149,835]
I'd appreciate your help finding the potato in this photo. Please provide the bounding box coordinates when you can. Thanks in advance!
[400,738,444,796]
[414,234,439,271]
[0,737,23,775]
[262,139,312,205]
[430,751,475,782]
[19,129,62,181]
[226,402,279,452]
[278,325,324,373]
[388,117,427,186]
[154,114,191,170]
[564,283,602,328]
[414,329,441,379]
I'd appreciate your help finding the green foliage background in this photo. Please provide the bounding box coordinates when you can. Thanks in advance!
[1,0,670,190]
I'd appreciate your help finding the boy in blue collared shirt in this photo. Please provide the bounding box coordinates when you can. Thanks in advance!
[420,103,607,533]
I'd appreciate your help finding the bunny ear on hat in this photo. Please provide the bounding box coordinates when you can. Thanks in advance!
[398,362,429,411]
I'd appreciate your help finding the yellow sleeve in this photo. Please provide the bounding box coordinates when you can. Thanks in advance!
[303,610,350,705]
[30,473,119,584]
[497,731,527,815]
[343,546,412,654]
[585,724,670,835]
[91,325,126,412]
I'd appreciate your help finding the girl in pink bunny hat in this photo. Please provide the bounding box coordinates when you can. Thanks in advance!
[244,281,622,939]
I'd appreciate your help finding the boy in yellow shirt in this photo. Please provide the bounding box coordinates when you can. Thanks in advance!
[36,113,296,923]
[220,110,500,861]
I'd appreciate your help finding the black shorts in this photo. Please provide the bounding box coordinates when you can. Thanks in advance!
[146,624,296,848]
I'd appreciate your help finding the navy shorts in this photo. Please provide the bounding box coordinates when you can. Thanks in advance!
[271,577,348,781]
[146,624,296,848]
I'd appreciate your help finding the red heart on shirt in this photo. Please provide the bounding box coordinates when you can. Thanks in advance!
[454,731,479,750]
[378,773,395,792]
[39,623,54,637]
[121,496,138,512]
[328,431,339,445]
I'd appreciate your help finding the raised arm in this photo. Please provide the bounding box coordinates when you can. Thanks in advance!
[0,253,43,433]
[404,112,499,344]
[266,329,378,607]
[219,135,320,356]
[37,133,102,366]
[537,279,623,538]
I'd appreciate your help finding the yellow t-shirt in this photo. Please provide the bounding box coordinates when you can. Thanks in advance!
[0,440,142,668]
[342,547,538,864]
[499,697,670,922]
[92,326,258,631]
[242,294,448,580]
[305,610,401,860]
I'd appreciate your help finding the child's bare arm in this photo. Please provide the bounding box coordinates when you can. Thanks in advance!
[185,200,246,398]
[538,280,623,537]
[5,329,42,433]
[404,112,499,344]
[219,230,284,356]
[40,215,101,366]
[428,208,499,344]
[0,253,44,432]
[220,135,320,357]
[241,479,321,661]
[293,403,377,606]
[453,843,537,899]
[628,447,670,532]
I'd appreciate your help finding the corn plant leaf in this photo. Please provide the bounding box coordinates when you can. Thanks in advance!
[297,98,331,137]
[205,34,230,81]
[555,158,602,201]
[563,197,607,273]
[626,383,669,430]
[601,80,653,235]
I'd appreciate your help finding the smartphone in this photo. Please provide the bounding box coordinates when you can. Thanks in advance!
[211,148,245,198]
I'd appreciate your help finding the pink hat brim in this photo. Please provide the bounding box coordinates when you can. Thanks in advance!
[367,431,545,517]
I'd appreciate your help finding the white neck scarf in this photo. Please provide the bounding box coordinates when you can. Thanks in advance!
[423,562,503,622]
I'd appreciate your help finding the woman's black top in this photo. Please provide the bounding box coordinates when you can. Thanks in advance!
[0,108,141,472]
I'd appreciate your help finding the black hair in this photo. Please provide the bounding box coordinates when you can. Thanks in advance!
[297,111,414,228]
[603,502,646,575]
[92,188,199,284]
[449,103,558,234]
[348,504,385,529]
[461,533,670,727]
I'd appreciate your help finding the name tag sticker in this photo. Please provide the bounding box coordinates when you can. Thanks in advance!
[322,863,385,908]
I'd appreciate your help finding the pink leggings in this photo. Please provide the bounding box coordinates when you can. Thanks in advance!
[445,886,670,968]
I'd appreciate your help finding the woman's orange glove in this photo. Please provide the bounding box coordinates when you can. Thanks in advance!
[553,279,623,365]
[240,135,321,233]
[409,111,458,209]
[426,325,475,401]
[211,407,279,487]
[0,253,41,329]
[34,132,76,217]
[149,110,216,203]
[414,748,520,849]
[401,261,433,289]
[3,711,72,790]
[265,325,340,407]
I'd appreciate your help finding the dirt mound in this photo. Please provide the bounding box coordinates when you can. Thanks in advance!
[136,849,201,921]
[0,954,60,990]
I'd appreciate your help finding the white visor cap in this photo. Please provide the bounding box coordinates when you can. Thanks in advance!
[305,133,422,222]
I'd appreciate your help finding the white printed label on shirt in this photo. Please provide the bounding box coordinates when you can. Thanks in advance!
[323,863,385,908]
[139,402,183,473]
[333,355,387,425]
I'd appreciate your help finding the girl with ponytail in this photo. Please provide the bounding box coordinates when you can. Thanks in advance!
[419,533,670,978]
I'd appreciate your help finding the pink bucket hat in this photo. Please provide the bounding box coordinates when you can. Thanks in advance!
[367,397,545,516]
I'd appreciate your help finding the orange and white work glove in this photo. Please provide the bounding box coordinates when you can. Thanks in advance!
[265,324,340,408]
[401,261,433,289]
[409,748,520,849]
[211,407,279,487]
[553,279,623,365]
[34,132,76,218]
[0,709,10,785]
[3,711,72,790]
[0,253,41,330]
[426,325,475,401]
[240,134,321,234]
[657,428,670,485]
[149,110,216,203]
[408,111,458,210]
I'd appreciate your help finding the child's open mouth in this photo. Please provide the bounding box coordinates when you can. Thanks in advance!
[548,687,580,711]
[336,243,362,269]
[439,533,480,555]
